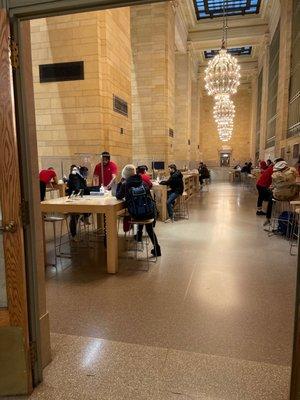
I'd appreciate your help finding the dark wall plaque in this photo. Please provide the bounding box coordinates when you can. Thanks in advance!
[39,61,84,83]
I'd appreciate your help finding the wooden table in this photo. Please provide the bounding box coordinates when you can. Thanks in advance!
[40,195,125,274]
[46,182,66,198]
[151,184,168,222]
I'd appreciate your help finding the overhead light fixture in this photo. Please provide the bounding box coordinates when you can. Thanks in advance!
[203,0,240,142]
[204,49,241,98]
[213,95,235,123]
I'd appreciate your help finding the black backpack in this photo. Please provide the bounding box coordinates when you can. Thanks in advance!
[126,183,155,220]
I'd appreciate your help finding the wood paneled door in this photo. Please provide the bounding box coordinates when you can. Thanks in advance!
[0,8,32,396]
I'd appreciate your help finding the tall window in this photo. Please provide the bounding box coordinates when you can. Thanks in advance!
[256,69,263,153]
[287,0,300,137]
[266,23,280,148]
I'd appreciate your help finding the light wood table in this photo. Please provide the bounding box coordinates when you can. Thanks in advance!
[151,184,168,222]
[40,195,125,274]
[46,182,66,198]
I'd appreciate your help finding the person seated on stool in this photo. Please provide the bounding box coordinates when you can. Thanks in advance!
[39,167,58,201]
[264,159,299,226]
[116,164,161,257]
[160,164,184,222]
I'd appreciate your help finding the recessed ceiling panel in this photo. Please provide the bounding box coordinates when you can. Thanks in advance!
[204,46,252,58]
[194,0,261,20]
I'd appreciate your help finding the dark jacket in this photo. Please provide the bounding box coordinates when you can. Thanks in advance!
[160,170,184,195]
[198,166,210,179]
[67,173,89,196]
[116,174,151,200]
[116,174,155,219]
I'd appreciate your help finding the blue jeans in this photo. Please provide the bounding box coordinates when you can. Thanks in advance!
[167,192,180,218]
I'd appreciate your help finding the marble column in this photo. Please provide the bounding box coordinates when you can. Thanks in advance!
[259,36,270,160]
[274,0,293,157]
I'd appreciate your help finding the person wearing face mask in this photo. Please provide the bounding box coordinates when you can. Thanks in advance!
[68,165,90,239]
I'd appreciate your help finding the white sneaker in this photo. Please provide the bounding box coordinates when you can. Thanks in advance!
[165,218,174,223]
[263,219,271,227]
[137,242,143,252]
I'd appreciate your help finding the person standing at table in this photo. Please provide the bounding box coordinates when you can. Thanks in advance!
[256,160,274,216]
[160,164,184,222]
[39,167,58,201]
[93,151,118,189]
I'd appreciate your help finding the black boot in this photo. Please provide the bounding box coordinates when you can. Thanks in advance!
[151,245,161,257]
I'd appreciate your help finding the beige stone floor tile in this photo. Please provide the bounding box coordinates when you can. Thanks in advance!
[160,349,291,400]
[24,182,296,400]
[27,333,167,399]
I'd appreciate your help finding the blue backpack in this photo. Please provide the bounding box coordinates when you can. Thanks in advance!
[126,184,155,220]
[277,211,295,236]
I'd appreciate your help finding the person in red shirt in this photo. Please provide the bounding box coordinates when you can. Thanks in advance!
[256,161,274,216]
[93,151,118,189]
[137,165,152,189]
[39,167,58,201]
[259,160,268,171]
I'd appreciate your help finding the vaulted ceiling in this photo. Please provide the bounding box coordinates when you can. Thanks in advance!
[175,0,279,82]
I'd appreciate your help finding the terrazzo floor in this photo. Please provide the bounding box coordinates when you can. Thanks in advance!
[15,183,297,399]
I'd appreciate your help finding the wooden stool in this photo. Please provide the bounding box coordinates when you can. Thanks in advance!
[174,192,189,220]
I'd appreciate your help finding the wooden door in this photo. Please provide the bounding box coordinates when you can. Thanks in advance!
[0,8,32,396]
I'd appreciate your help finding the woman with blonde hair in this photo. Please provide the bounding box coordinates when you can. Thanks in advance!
[116,164,161,257]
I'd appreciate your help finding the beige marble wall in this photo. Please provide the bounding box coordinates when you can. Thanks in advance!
[131,3,175,169]
[190,78,200,168]
[199,84,252,167]
[173,52,192,168]
[30,9,132,176]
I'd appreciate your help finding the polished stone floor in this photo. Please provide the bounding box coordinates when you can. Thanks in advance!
[22,183,296,399]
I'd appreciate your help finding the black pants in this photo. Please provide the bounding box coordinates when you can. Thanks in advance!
[137,222,159,249]
[40,181,46,201]
[199,176,203,185]
[256,185,273,219]
[70,214,79,237]
[69,214,90,237]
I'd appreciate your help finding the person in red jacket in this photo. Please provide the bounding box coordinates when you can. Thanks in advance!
[256,161,274,216]
[39,167,58,201]
[137,165,152,189]
[259,160,268,171]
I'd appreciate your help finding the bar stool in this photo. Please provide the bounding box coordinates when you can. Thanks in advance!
[44,213,70,268]
[126,218,157,271]
[268,199,293,237]
[174,192,189,220]
[290,208,300,255]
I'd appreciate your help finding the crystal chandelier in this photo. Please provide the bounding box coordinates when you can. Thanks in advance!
[213,95,235,122]
[203,0,240,142]
[204,49,241,98]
